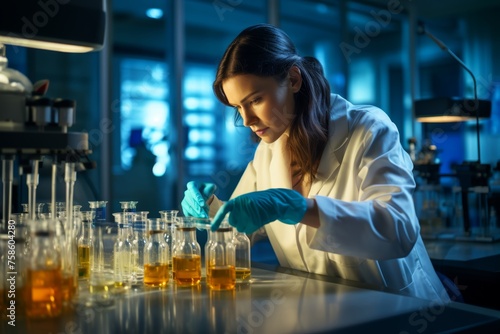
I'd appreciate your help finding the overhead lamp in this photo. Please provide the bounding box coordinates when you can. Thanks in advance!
[0,0,106,53]
[415,97,491,123]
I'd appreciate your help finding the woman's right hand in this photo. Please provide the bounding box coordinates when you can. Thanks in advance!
[181,181,217,218]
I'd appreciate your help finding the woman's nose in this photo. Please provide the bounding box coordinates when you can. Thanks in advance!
[241,107,258,127]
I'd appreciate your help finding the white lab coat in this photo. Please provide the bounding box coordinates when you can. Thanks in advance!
[210,94,450,303]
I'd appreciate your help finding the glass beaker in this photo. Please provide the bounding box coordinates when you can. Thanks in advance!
[89,201,108,223]
[120,201,138,213]
[233,230,251,283]
[172,217,202,287]
[144,218,169,287]
[24,219,63,319]
[206,220,235,290]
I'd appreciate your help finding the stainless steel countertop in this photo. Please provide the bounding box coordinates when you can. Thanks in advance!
[3,264,500,334]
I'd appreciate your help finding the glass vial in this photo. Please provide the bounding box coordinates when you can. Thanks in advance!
[132,211,148,285]
[233,230,251,283]
[25,219,63,318]
[159,210,179,275]
[144,219,169,287]
[172,217,201,287]
[206,220,236,290]
[89,219,115,303]
[113,212,134,291]
[77,211,94,280]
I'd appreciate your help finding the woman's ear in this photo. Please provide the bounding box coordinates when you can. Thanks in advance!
[288,66,302,93]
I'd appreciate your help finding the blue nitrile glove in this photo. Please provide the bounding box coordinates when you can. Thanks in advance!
[210,188,307,234]
[181,181,217,218]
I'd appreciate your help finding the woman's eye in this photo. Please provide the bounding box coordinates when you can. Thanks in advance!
[251,97,261,105]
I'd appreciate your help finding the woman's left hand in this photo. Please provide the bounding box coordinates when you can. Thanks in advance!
[210,188,307,234]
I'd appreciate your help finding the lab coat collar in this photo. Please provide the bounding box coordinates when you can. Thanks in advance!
[268,128,292,189]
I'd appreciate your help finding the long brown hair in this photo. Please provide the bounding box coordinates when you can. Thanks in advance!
[213,24,330,179]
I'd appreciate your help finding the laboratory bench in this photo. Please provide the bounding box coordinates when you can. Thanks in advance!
[425,239,500,311]
[3,263,500,334]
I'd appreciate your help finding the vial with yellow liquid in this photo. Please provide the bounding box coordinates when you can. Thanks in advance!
[172,218,202,287]
[233,230,251,283]
[206,219,236,290]
[144,219,169,287]
[77,211,94,279]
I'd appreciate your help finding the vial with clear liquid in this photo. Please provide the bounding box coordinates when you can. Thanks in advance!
[132,211,148,285]
[113,212,135,291]
[159,210,179,274]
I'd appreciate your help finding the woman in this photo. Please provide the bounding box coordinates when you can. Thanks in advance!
[181,24,450,303]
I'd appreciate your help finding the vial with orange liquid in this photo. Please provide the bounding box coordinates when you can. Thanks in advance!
[206,219,236,290]
[144,218,169,287]
[172,217,202,287]
[25,219,63,319]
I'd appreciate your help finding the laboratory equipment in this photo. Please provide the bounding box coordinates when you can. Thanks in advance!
[413,163,444,239]
[206,220,236,290]
[144,218,169,287]
[89,201,108,223]
[132,211,148,285]
[24,219,63,319]
[205,226,214,279]
[120,201,138,212]
[77,211,94,280]
[159,209,179,273]
[113,212,135,291]
[0,0,104,314]
[233,230,251,283]
[89,218,115,304]
[172,217,202,287]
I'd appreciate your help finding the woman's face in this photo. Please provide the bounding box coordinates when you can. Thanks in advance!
[222,68,301,144]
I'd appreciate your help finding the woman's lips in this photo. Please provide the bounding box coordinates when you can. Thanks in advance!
[255,128,268,136]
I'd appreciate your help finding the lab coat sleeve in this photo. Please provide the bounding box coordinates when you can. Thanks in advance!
[307,117,420,260]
